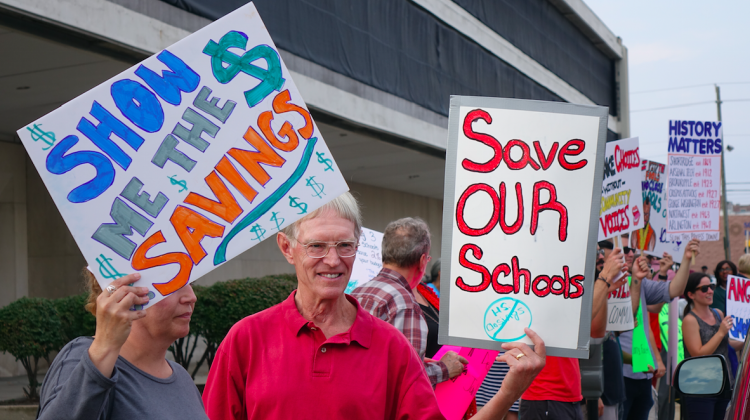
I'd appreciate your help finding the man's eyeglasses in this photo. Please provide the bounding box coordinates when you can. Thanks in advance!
[597,249,605,256]
[301,241,358,259]
[623,247,635,254]
[696,284,716,293]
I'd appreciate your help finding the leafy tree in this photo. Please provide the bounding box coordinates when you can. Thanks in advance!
[0,297,64,400]
[53,293,96,344]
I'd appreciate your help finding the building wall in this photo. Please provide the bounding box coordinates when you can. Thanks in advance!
[0,142,27,307]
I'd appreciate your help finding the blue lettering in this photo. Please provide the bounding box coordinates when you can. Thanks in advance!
[77,102,144,170]
[135,50,200,106]
[111,79,164,133]
[669,120,680,135]
[46,135,115,203]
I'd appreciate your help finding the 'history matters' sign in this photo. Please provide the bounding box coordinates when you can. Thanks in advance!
[666,120,722,242]
[440,96,607,357]
[17,3,348,307]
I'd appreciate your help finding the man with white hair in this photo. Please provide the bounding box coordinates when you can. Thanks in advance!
[202,193,546,419]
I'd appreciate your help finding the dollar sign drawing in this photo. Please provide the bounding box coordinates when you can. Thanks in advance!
[203,31,285,107]
[96,254,125,280]
[249,223,266,241]
[168,175,188,192]
[270,212,285,231]
[26,124,56,150]
[305,176,326,199]
[316,152,334,172]
[288,196,308,214]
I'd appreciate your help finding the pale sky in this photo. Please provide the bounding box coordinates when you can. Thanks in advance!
[584,0,750,205]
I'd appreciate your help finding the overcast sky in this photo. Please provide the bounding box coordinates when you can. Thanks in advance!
[584,0,750,205]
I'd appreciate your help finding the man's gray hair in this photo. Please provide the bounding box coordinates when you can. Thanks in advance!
[382,217,431,268]
[281,191,362,244]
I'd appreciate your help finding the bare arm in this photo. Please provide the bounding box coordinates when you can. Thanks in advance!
[592,249,627,321]
[669,239,700,299]
[630,256,650,316]
[647,303,665,314]
[682,312,732,357]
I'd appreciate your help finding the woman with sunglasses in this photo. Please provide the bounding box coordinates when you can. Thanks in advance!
[711,260,738,315]
[681,272,737,419]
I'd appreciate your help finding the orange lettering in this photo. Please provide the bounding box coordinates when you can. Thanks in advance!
[228,126,285,186]
[170,205,225,264]
[131,231,193,296]
[184,171,243,223]
[258,111,299,152]
[214,156,258,204]
[272,89,313,139]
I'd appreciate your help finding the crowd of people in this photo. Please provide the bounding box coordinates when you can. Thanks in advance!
[33,191,749,419]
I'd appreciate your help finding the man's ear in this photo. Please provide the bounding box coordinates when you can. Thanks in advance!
[277,233,296,264]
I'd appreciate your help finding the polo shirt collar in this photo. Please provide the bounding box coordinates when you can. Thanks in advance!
[281,290,373,349]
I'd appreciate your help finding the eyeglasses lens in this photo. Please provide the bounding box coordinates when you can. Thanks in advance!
[304,242,357,258]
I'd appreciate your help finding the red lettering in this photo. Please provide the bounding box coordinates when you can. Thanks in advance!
[530,181,569,241]
[499,182,523,234]
[491,263,512,294]
[512,256,532,295]
[558,139,587,170]
[462,109,502,172]
[614,145,640,172]
[456,184,499,236]
[532,275,551,297]
[549,276,566,296]
[455,244,491,292]
[533,141,559,170]
[504,140,540,170]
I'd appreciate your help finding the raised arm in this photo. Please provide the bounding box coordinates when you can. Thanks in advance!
[630,256,650,315]
[669,239,700,299]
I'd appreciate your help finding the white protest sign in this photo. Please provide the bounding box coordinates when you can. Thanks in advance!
[599,137,644,241]
[639,160,687,263]
[345,227,384,293]
[666,120,722,242]
[17,3,348,308]
[439,97,607,357]
[607,282,634,331]
[727,275,750,340]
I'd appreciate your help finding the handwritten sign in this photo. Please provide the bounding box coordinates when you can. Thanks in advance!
[631,297,656,373]
[345,227,384,293]
[639,160,687,263]
[659,301,684,365]
[440,97,607,357]
[727,275,750,340]
[599,137,644,241]
[666,120,722,242]
[433,345,499,420]
[16,3,348,307]
[607,282,634,331]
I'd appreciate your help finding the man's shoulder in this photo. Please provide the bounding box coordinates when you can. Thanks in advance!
[351,275,411,302]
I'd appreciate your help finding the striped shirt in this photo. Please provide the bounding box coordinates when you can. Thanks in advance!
[351,268,449,386]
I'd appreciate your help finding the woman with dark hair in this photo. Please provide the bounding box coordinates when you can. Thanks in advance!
[681,272,743,420]
[711,260,737,314]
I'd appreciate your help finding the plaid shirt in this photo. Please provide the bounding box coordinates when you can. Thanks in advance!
[351,268,449,386]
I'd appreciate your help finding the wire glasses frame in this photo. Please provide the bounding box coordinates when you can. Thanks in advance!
[300,241,358,259]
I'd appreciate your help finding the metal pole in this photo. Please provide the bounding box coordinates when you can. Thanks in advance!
[717,85,731,262]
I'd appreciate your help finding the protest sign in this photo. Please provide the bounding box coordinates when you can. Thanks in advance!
[598,137,644,241]
[440,96,608,357]
[17,3,348,307]
[433,345,499,420]
[640,160,687,263]
[345,227,384,293]
[727,275,750,340]
[666,120,722,242]
[659,301,684,365]
[607,282,634,331]
[631,296,656,373]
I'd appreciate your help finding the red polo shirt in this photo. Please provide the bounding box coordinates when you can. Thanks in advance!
[522,356,582,402]
[202,291,443,420]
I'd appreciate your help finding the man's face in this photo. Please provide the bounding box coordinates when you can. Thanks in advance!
[596,247,605,272]
[624,248,635,273]
[280,210,357,301]
[643,203,651,225]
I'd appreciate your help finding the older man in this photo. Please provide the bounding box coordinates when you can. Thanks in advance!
[202,193,546,419]
[351,217,466,386]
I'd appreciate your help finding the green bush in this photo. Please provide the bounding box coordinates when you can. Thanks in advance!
[53,293,96,344]
[190,275,297,373]
[0,297,65,400]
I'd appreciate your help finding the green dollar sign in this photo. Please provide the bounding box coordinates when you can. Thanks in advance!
[249,223,266,241]
[316,152,334,172]
[288,196,308,214]
[270,212,285,231]
[203,31,286,107]
[305,176,325,199]
[96,254,125,280]
[168,175,188,192]
[26,124,57,150]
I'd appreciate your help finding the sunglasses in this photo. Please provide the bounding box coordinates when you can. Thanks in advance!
[696,284,716,293]
[623,247,635,254]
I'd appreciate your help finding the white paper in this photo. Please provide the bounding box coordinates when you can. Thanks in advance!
[598,137,644,241]
[345,227,384,293]
[16,3,348,307]
[639,160,687,263]
[607,282,635,331]
[727,275,750,340]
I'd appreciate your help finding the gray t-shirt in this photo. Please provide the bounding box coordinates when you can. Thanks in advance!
[38,337,208,420]
[620,278,671,380]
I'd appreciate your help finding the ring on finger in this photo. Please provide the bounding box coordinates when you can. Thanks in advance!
[515,352,526,360]
[106,284,117,294]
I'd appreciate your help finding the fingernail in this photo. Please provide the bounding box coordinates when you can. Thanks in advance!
[133,273,141,280]
[140,287,149,293]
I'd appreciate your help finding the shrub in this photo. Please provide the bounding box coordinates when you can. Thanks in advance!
[0,297,65,400]
[53,293,96,344]
[190,275,297,374]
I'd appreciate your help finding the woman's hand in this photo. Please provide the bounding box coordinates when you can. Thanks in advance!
[719,316,733,336]
[88,274,149,378]
[683,239,700,262]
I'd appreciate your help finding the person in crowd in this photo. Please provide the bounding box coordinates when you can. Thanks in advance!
[711,260,737,315]
[425,259,441,297]
[351,218,466,386]
[596,240,614,273]
[202,193,547,419]
[520,244,627,420]
[701,265,709,275]
[737,254,750,278]
[37,270,206,420]
[682,272,744,420]
[620,240,699,420]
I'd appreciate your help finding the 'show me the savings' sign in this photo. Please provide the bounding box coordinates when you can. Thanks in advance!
[17,3,348,307]
[439,96,607,358]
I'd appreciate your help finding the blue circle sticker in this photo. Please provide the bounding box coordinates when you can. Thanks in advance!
[483,297,532,342]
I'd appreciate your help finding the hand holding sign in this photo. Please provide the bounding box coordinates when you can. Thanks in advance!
[494,328,546,404]
[602,248,626,285]
[682,239,700,266]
